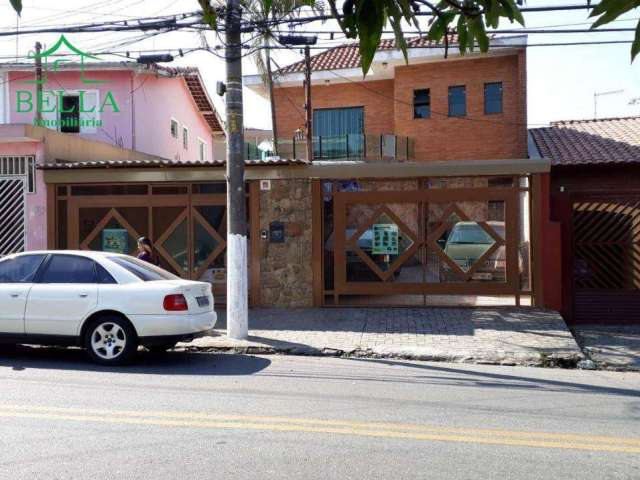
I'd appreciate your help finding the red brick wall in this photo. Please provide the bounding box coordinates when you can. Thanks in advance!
[393,54,526,160]
[271,52,527,161]
[273,79,395,140]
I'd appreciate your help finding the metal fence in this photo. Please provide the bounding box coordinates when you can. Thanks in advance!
[258,135,414,162]
[0,177,26,256]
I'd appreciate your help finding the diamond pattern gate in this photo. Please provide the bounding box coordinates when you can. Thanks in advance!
[64,184,235,301]
[0,176,26,256]
[329,184,528,306]
[572,195,640,323]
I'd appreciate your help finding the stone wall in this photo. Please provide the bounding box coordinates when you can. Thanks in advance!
[259,179,313,307]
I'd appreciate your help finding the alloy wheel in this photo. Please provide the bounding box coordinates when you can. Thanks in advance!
[90,322,127,360]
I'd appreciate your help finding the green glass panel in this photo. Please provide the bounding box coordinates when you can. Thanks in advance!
[194,222,220,269]
[89,217,137,255]
[163,219,189,272]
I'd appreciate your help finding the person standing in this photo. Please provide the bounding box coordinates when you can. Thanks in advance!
[136,237,159,265]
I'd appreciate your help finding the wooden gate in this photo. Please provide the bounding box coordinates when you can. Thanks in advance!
[572,195,640,323]
[64,184,232,299]
[324,178,531,306]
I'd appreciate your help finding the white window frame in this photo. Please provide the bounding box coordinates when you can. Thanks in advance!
[182,126,189,150]
[170,118,179,139]
[197,137,208,162]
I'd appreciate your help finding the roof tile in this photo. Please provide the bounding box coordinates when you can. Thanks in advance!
[278,35,461,74]
[38,158,309,170]
[530,117,640,167]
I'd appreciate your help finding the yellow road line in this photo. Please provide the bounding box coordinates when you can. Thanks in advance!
[1,404,639,447]
[0,410,639,454]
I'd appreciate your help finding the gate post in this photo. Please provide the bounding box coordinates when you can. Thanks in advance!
[530,173,545,308]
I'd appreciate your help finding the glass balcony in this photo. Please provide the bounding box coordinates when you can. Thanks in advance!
[249,134,414,162]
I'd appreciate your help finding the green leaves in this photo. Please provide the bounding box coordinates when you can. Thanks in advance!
[634,19,640,61]
[9,0,21,15]
[198,0,217,29]
[356,0,387,73]
[331,0,528,75]
[589,0,640,29]
[589,0,640,61]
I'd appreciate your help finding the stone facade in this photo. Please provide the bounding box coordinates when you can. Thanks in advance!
[259,179,313,307]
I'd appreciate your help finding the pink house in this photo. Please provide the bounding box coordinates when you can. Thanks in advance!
[0,62,224,253]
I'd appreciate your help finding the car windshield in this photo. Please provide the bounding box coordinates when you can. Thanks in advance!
[448,225,495,245]
[108,256,179,282]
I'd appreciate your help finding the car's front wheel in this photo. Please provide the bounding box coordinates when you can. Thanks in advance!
[85,316,138,365]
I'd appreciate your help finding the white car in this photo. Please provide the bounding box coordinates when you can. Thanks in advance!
[0,251,217,365]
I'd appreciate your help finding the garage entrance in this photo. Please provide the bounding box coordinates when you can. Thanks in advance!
[321,176,534,307]
[572,194,640,323]
[55,182,256,302]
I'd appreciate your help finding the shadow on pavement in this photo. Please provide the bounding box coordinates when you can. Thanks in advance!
[346,357,640,398]
[0,345,271,376]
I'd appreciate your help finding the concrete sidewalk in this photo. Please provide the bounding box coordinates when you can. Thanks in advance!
[181,308,585,367]
[572,325,640,371]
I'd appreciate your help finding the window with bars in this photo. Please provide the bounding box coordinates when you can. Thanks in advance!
[0,156,36,193]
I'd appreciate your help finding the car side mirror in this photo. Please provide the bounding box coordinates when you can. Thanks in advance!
[437,238,446,248]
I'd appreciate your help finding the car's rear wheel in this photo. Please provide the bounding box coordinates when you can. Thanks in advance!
[85,316,138,365]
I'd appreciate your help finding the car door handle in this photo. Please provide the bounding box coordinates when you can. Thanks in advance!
[10,293,20,298]
[79,293,89,298]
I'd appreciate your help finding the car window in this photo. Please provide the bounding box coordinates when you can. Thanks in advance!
[39,255,97,284]
[108,256,178,282]
[96,263,117,284]
[0,254,46,283]
[448,226,494,245]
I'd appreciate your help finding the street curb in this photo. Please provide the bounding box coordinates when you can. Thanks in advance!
[182,345,585,369]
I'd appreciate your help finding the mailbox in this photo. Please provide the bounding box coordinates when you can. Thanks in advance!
[269,221,285,243]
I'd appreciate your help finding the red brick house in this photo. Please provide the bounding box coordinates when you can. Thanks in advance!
[530,117,640,324]
[244,35,549,308]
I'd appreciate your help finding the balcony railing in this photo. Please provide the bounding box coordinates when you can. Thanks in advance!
[246,134,414,162]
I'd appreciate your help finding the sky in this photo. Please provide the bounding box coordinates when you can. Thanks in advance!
[0,0,638,130]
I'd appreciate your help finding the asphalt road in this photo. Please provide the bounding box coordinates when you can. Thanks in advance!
[0,346,639,480]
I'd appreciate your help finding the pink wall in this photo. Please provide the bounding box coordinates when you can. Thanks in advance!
[0,141,47,251]
[132,74,213,161]
[9,70,134,149]
[3,66,219,254]
[8,68,215,161]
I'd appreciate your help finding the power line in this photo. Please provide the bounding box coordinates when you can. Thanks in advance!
[291,27,639,35]
[235,3,603,31]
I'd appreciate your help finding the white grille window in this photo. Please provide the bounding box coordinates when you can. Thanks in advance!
[0,156,36,193]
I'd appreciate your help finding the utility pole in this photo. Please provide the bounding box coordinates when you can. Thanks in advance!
[225,0,248,339]
[264,36,278,156]
[278,35,317,161]
[34,42,42,125]
[304,45,312,161]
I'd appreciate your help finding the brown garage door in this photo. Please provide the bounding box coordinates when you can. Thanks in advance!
[572,195,640,324]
